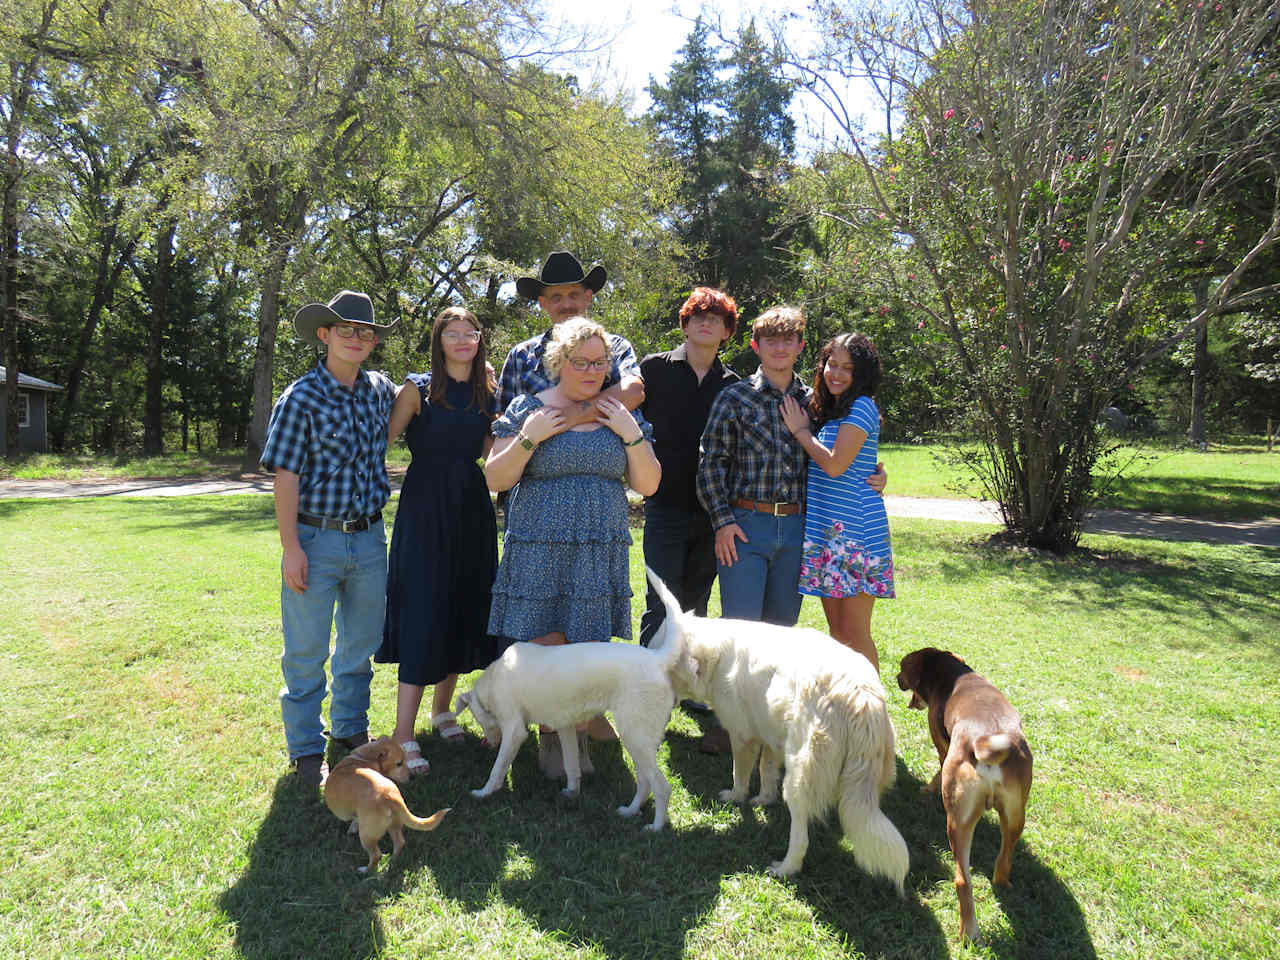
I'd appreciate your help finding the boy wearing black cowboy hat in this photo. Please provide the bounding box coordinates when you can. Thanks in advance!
[496,251,644,423]
[260,290,398,789]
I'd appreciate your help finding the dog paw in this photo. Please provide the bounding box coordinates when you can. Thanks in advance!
[767,860,799,878]
[559,787,580,800]
[616,805,639,818]
[469,788,491,799]
[718,789,747,804]
[643,821,665,833]
[749,792,778,806]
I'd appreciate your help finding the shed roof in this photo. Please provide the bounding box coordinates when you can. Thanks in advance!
[0,366,64,391]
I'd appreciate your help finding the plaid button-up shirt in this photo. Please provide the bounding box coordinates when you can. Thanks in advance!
[260,362,396,519]
[697,369,812,531]
[496,327,641,413]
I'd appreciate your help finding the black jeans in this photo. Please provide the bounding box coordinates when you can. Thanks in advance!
[640,501,718,646]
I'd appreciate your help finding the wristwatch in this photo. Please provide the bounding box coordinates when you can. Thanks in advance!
[517,432,535,451]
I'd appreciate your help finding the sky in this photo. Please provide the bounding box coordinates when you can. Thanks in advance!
[535,0,875,147]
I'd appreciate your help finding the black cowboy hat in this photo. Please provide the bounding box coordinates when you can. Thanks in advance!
[292,290,399,346]
[515,251,607,300]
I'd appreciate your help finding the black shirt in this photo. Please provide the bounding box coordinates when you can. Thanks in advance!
[640,344,741,511]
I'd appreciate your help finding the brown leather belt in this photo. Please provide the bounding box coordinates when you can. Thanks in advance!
[733,498,801,517]
[297,511,382,533]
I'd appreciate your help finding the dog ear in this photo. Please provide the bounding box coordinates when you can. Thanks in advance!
[898,650,923,692]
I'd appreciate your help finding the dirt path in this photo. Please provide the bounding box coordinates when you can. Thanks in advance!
[0,475,1276,547]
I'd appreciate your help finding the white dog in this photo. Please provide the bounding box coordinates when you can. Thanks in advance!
[647,567,908,889]
[455,637,690,831]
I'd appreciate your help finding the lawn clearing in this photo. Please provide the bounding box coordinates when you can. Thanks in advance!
[881,439,1280,521]
[0,496,1277,960]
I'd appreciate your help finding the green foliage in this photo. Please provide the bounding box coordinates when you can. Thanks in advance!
[795,0,1280,550]
[647,17,803,323]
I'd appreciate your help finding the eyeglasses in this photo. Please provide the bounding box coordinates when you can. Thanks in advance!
[567,357,610,372]
[442,330,481,344]
[330,323,377,342]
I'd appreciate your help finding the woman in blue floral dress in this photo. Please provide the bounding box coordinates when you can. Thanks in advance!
[781,333,893,671]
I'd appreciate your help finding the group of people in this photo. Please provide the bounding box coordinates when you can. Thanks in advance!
[260,251,895,788]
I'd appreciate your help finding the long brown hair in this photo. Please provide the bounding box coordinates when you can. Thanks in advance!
[427,306,495,415]
[808,332,882,423]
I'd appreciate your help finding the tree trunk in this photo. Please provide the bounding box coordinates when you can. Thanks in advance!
[1187,277,1210,447]
[241,246,289,471]
[2,167,18,459]
[144,221,177,455]
[54,229,139,450]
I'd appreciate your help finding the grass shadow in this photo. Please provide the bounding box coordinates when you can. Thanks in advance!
[218,774,388,960]
[1098,476,1280,522]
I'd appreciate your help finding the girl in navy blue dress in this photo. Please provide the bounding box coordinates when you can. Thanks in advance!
[781,333,893,671]
[377,307,501,775]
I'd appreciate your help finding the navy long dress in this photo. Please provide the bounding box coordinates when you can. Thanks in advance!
[376,373,504,685]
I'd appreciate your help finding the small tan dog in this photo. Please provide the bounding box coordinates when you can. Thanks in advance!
[896,648,1033,944]
[323,736,451,873]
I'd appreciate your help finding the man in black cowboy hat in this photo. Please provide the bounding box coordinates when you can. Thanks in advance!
[496,250,644,422]
[260,290,398,789]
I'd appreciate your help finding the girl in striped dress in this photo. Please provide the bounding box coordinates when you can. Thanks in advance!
[781,333,893,671]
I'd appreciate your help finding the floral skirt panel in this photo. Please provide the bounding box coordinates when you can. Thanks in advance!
[797,520,896,599]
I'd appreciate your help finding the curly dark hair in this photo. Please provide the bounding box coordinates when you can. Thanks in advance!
[678,287,738,338]
[428,306,496,417]
[808,333,882,423]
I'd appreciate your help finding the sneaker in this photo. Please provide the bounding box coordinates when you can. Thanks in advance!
[294,753,328,787]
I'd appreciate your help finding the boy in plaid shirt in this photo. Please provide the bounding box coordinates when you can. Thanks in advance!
[260,290,397,789]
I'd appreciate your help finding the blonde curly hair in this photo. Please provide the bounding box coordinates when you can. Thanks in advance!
[542,316,610,381]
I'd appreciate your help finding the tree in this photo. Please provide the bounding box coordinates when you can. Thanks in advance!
[790,0,1280,549]
[647,18,800,321]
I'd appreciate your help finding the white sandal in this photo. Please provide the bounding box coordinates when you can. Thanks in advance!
[431,711,464,743]
[400,740,430,776]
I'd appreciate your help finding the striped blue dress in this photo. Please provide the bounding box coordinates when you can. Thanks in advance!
[798,395,895,599]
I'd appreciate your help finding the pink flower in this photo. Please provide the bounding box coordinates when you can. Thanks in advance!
[943,109,955,120]
[999,344,1008,351]
[1195,239,1205,246]
[879,304,890,315]
[917,320,926,329]
[1058,238,1071,251]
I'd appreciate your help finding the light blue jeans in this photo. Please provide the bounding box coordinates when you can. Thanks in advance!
[279,520,387,760]
[715,507,805,626]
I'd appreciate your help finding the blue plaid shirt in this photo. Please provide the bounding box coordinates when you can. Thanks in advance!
[496,328,641,413]
[260,362,397,519]
[697,369,813,530]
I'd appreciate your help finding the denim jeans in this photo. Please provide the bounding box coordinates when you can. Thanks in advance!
[715,507,804,626]
[279,519,387,760]
[640,501,718,646]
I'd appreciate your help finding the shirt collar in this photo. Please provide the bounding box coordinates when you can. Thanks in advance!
[314,360,369,397]
[749,367,802,398]
[671,342,724,372]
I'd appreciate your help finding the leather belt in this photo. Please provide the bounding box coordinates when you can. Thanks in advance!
[733,498,801,517]
[297,511,382,533]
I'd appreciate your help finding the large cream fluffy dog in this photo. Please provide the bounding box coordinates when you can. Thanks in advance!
[647,568,908,889]
[455,636,690,831]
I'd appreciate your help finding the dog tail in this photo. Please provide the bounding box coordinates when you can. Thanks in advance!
[644,564,690,675]
[397,803,451,833]
[974,733,1012,766]
[835,690,909,895]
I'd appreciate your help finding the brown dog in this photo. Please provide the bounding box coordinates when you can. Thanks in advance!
[323,736,450,873]
[897,648,1032,944]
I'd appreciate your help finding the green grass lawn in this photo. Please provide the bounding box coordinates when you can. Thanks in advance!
[880,439,1280,521]
[1,496,1277,959]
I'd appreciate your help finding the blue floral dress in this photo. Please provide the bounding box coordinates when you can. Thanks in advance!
[487,394,651,643]
[798,395,895,599]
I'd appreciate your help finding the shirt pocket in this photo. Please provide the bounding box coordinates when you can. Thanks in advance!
[741,413,776,458]
[310,410,354,480]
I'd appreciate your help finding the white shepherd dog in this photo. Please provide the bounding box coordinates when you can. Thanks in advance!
[647,567,908,889]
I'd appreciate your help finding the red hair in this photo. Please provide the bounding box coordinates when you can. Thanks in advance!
[678,287,738,337]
